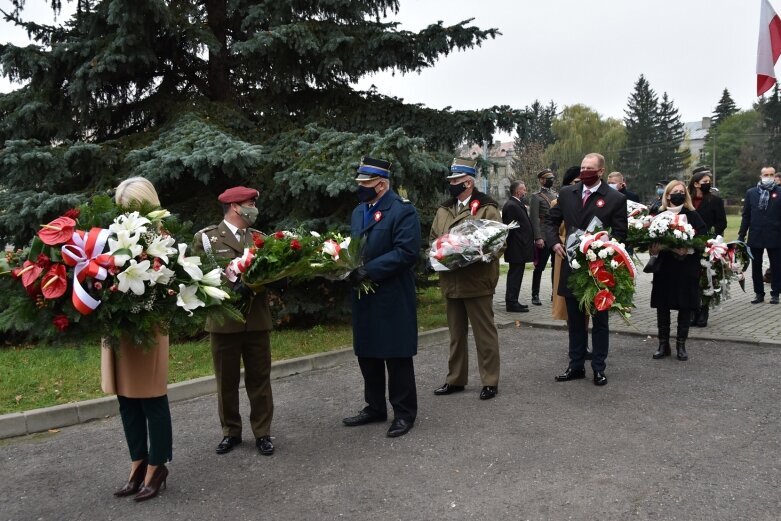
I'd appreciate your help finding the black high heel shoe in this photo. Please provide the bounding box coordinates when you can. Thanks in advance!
[134,465,168,502]
[114,460,147,497]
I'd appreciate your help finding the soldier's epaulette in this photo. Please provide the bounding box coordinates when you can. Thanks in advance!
[400,197,412,204]
[195,224,218,236]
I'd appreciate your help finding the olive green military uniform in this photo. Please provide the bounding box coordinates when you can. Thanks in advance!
[193,221,273,439]
[430,190,502,387]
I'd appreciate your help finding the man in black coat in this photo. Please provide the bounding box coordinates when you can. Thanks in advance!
[607,171,640,202]
[502,180,534,312]
[544,153,628,386]
[738,166,781,304]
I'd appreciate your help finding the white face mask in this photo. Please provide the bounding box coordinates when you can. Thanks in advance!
[761,177,775,187]
[608,183,619,190]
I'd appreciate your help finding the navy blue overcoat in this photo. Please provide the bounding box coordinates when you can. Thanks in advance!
[350,190,421,358]
[738,184,781,249]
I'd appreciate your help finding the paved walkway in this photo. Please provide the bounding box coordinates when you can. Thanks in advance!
[493,253,781,346]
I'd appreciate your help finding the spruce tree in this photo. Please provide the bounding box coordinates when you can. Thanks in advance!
[619,74,659,196]
[511,99,556,182]
[0,1,526,245]
[655,92,690,179]
[760,84,781,166]
[711,88,739,128]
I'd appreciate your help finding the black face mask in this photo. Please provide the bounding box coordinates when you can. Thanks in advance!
[357,185,378,203]
[669,193,686,206]
[449,182,468,198]
[699,183,711,193]
[542,178,554,189]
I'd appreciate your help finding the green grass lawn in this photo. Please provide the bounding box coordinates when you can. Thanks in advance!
[723,214,740,242]
[0,286,447,414]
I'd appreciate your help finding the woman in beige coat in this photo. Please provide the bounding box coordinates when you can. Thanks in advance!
[102,177,171,502]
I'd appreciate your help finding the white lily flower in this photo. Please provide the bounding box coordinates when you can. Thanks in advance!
[202,285,230,301]
[322,239,342,260]
[176,284,205,316]
[200,268,222,286]
[146,209,171,220]
[109,211,151,234]
[177,243,203,279]
[339,237,351,250]
[147,265,175,286]
[108,230,144,267]
[117,259,152,295]
[570,259,581,269]
[309,231,321,238]
[146,235,177,262]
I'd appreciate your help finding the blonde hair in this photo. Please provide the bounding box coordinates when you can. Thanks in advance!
[115,177,160,207]
[659,180,694,211]
[584,153,605,169]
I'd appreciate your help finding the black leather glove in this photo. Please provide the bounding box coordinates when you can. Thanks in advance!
[348,266,369,286]
[234,281,254,299]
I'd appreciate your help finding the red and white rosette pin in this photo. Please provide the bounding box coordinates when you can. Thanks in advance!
[374,211,382,222]
[470,200,481,216]
[61,227,113,315]
[596,199,605,208]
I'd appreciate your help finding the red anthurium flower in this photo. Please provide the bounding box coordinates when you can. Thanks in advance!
[595,269,615,288]
[252,232,265,248]
[290,239,302,251]
[63,208,80,220]
[25,280,42,298]
[17,260,43,288]
[41,264,68,299]
[593,289,615,312]
[52,314,69,332]
[35,253,52,269]
[274,231,285,239]
[588,260,605,276]
[38,216,76,245]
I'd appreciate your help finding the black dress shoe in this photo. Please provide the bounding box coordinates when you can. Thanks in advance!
[256,436,274,455]
[433,383,465,395]
[771,295,779,304]
[554,367,586,382]
[506,303,529,312]
[479,386,498,400]
[387,418,414,438]
[751,294,765,304]
[342,410,387,426]
[593,371,608,386]
[531,296,542,306]
[215,436,242,454]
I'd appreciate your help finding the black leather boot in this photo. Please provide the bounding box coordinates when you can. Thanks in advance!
[653,308,672,359]
[696,306,709,327]
[676,310,690,361]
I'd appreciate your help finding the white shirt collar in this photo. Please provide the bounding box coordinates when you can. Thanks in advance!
[223,220,241,237]
[457,195,472,209]
[583,181,601,193]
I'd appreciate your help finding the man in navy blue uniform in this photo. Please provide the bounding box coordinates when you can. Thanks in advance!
[341,157,421,438]
[739,166,781,304]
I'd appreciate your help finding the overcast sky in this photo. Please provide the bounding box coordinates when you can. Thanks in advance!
[0,0,765,137]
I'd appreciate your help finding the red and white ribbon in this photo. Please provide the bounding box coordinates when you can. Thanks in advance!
[61,227,113,314]
[579,230,637,279]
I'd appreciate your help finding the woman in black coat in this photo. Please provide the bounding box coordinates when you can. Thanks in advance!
[687,168,727,327]
[649,181,707,362]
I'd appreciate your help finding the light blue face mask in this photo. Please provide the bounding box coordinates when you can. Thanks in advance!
[608,183,619,190]
[656,188,664,196]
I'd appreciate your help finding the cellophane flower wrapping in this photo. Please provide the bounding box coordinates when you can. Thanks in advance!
[0,195,241,348]
[237,230,323,292]
[429,219,517,271]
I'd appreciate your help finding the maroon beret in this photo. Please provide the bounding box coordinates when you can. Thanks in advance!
[217,186,259,204]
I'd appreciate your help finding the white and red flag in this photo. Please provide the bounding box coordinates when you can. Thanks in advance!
[757,0,781,96]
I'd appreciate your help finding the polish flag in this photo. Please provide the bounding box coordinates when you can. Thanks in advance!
[757,0,781,96]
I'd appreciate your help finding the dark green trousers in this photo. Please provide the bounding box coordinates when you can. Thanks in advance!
[117,395,172,466]
[210,331,273,438]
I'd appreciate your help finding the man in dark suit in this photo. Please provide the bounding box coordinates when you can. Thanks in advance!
[738,166,781,304]
[341,157,421,438]
[529,169,558,305]
[502,180,534,312]
[193,186,275,456]
[544,153,628,386]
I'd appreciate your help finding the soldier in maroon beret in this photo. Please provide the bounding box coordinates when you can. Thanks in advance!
[192,186,275,456]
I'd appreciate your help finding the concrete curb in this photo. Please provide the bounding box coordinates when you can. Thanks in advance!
[0,327,452,440]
